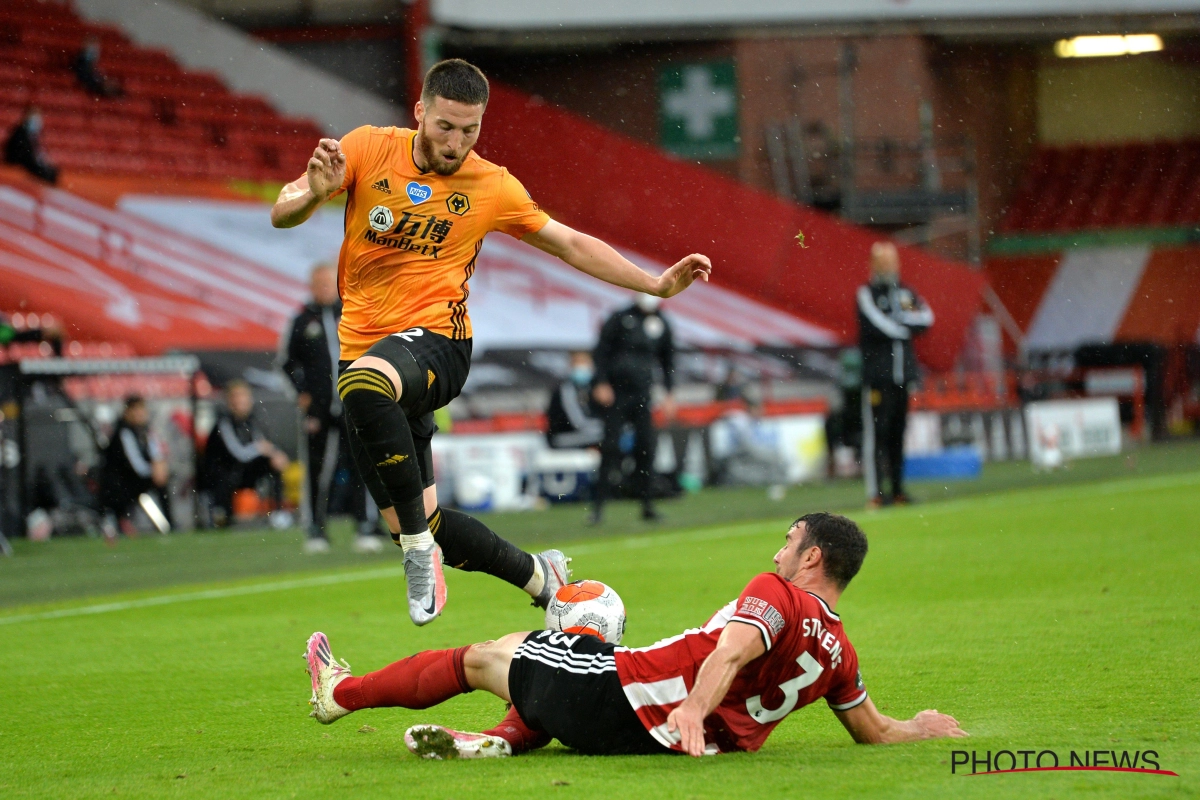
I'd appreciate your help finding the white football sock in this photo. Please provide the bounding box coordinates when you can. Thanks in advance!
[399,530,434,552]
[523,556,545,597]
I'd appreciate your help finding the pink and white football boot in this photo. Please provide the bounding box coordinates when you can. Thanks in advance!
[303,631,353,724]
[404,725,512,759]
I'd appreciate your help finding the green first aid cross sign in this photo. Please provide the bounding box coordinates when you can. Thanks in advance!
[658,61,739,159]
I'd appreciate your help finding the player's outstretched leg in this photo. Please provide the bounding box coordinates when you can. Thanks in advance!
[338,366,446,625]
[428,506,572,608]
[303,631,477,724]
[303,630,528,743]
[404,725,512,760]
[403,688,552,759]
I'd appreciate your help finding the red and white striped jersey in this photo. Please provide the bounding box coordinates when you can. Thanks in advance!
[614,573,867,754]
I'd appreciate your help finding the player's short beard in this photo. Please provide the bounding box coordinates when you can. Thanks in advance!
[415,129,468,176]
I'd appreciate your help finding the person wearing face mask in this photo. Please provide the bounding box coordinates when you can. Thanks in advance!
[281,264,384,554]
[4,106,58,185]
[546,352,604,450]
[590,294,677,524]
[856,242,934,508]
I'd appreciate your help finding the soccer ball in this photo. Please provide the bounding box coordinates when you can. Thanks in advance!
[544,580,626,645]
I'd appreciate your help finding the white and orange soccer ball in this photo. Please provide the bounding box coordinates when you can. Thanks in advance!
[544,580,626,645]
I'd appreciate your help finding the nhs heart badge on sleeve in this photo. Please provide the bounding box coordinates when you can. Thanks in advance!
[406,182,433,204]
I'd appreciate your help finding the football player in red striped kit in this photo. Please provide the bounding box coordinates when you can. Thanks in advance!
[303,512,966,757]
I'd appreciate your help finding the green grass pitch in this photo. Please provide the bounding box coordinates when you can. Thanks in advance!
[2,471,1198,799]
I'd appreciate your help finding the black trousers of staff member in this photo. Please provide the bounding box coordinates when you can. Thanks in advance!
[305,415,374,537]
[595,391,656,513]
[862,382,909,502]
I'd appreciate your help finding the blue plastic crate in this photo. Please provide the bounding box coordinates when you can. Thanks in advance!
[904,447,982,481]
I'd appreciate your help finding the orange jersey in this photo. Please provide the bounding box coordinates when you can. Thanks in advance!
[328,125,549,360]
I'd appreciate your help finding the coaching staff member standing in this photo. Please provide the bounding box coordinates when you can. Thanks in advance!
[856,242,933,508]
[281,264,382,554]
[590,294,676,524]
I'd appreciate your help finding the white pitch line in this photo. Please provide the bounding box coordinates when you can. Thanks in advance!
[0,566,406,627]
[0,520,790,628]
[7,470,1191,628]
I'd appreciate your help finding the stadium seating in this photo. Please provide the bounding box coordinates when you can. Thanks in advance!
[1001,140,1200,232]
[0,168,306,352]
[0,0,323,183]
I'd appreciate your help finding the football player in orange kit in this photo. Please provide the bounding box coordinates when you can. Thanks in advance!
[272,59,712,627]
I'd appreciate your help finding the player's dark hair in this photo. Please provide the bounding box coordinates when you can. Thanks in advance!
[421,59,489,108]
[123,394,145,410]
[793,512,868,589]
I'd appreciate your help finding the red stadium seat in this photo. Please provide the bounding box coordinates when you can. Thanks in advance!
[1002,140,1200,233]
[0,0,323,183]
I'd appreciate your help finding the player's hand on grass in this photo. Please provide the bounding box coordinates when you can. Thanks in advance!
[912,709,967,739]
[307,139,346,201]
[666,703,708,757]
[654,253,712,298]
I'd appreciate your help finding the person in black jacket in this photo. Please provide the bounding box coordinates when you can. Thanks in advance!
[590,294,676,523]
[856,242,933,508]
[3,107,58,185]
[546,351,603,449]
[203,380,290,528]
[99,395,169,535]
[72,36,122,98]
[280,264,381,553]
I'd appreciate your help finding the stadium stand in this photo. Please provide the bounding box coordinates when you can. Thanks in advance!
[988,140,1200,351]
[0,0,989,369]
[987,246,1200,350]
[1001,141,1200,232]
[115,194,840,350]
[0,169,305,351]
[0,0,323,182]
[475,84,987,372]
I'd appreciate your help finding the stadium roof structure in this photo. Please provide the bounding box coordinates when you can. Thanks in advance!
[434,0,1200,36]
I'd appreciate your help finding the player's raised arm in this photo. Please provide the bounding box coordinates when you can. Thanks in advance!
[271,138,346,228]
[522,219,711,298]
[834,696,966,744]
[665,620,765,757]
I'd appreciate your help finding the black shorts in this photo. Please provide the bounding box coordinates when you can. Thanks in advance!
[338,328,472,489]
[358,328,472,419]
[508,630,670,756]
